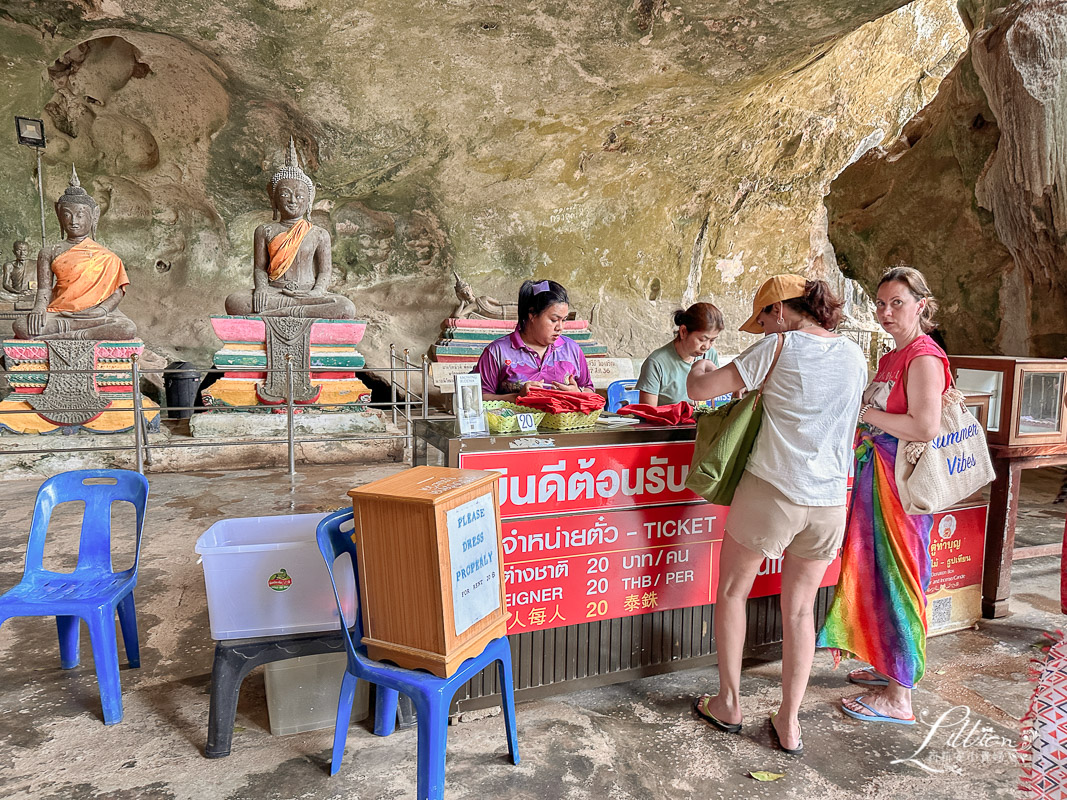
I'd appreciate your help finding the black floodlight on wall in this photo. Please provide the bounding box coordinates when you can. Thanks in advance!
[14,116,46,148]
[14,116,45,149]
[14,116,48,250]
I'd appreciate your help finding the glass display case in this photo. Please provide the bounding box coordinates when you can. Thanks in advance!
[950,355,1067,447]
[961,392,991,430]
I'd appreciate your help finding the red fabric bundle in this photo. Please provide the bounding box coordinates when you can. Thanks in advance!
[616,402,694,425]
[516,387,605,414]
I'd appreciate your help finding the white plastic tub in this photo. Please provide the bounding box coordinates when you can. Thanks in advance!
[264,652,369,736]
[195,512,355,640]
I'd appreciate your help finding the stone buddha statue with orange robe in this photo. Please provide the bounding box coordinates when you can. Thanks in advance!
[13,168,137,341]
[224,139,355,319]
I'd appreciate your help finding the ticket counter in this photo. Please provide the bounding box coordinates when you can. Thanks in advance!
[412,419,985,712]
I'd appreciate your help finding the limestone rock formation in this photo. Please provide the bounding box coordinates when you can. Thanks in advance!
[828,0,1067,357]
[0,0,966,369]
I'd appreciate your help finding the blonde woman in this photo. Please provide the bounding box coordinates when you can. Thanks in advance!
[817,266,950,725]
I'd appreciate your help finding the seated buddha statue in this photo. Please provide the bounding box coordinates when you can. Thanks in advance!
[1,240,35,302]
[224,139,355,319]
[12,167,137,341]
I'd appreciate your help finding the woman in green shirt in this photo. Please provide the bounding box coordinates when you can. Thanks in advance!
[636,302,724,406]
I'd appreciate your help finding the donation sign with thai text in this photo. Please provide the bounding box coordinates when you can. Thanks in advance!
[445,492,501,635]
[928,504,985,592]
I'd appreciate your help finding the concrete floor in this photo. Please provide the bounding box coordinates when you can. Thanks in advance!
[0,462,1062,800]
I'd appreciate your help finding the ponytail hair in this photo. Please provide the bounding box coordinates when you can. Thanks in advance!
[517,279,569,331]
[673,302,724,337]
[780,280,844,330]
[878,265,939,332]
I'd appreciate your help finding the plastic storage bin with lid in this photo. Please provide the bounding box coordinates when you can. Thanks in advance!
[195,512,355,640]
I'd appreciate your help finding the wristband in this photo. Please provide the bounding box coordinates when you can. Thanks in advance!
[858,403,873,422]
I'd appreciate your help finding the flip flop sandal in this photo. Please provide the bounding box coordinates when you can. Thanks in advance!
[841,696,916,725]
[693,695,742,734]
[769,713,803,756]
[847,668,890,687]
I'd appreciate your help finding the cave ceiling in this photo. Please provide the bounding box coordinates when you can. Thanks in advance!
[0,0,969,364]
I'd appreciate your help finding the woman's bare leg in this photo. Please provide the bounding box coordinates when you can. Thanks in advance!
[776,551,833,749]
[699,532,766,725]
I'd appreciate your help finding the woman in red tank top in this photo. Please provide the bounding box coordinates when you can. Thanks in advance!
[817,267,949,725]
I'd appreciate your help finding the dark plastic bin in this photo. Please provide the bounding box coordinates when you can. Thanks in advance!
[164,361,201,419]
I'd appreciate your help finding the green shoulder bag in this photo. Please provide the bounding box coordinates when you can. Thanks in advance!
[685,334,784,506]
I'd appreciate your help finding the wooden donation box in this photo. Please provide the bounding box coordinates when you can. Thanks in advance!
[347,466,507,677]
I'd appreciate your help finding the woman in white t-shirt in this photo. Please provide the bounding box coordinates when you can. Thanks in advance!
[686,274,868,755]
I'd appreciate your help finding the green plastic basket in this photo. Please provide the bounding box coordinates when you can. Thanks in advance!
[538,409,602,430]
[484,401,546,433]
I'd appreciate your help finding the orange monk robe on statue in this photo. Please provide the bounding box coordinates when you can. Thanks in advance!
[266,219,312,281]
[47,238,131,314]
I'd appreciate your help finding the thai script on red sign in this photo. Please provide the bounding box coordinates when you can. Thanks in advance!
[500,505,839,634]
[459,441,703,517]
[928,505,986,592]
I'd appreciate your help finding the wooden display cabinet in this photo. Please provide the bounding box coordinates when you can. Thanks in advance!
[961,392,991,430]
[950,355,1067,446]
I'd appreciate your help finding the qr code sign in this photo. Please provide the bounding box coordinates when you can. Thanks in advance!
[930,597,953,629]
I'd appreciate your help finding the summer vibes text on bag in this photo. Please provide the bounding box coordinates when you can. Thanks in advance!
[894,387,996,515]
[685,334,783,506]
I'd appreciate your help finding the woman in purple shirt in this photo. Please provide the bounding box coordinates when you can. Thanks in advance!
[475,279,594,400]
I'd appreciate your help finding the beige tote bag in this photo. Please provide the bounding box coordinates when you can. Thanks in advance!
[894,387,996,515]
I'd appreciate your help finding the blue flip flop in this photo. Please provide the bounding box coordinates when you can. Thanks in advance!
[847,668,890,687]
[841,696,916,725]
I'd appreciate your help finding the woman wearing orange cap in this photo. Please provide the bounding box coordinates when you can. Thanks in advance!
[686,274,868,755]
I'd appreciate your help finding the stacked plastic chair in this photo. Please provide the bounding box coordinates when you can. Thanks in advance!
[0,469,149,725]
[606,379,640,412]
[316,508,519,800]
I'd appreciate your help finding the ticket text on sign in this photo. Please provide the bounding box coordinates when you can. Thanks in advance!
[500,505,839,633]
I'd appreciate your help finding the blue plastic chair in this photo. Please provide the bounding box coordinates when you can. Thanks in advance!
[0,469,149,725]
[607,379,640,412]
[316,509,519,799]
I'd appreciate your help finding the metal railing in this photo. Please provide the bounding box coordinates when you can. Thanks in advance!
[0,347,433,477]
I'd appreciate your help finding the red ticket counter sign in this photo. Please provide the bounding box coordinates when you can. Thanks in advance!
[422,419,989,710]
[461,442,843,634]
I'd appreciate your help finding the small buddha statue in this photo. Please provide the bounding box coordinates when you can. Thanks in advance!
[451,271,518,320]
[1,240,35,301]
[12,167,137,341]
[224,139,355,319]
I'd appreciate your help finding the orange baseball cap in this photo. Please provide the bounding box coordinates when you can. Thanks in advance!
[738,274,808,334]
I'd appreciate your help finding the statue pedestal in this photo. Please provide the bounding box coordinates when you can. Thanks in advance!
[0,412,404,478]
[189,408,388,438]
[0,339,161,435]
[202,316,372,410]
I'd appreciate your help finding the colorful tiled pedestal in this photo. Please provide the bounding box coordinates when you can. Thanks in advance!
[426,317,615,393]
[0,339,161,434]
[429,318,604,364]
[202,316,372,411]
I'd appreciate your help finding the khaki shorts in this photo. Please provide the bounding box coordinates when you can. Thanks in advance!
[725,471,846,561]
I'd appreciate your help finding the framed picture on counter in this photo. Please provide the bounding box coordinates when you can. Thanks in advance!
[454,373,488,435]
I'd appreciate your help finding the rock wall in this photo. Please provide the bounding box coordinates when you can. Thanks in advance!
[0,0,965,368]
[827,0,1067,357]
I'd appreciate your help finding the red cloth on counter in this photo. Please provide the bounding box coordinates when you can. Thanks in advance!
[515,387,605,414]
[616,402,694,425]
